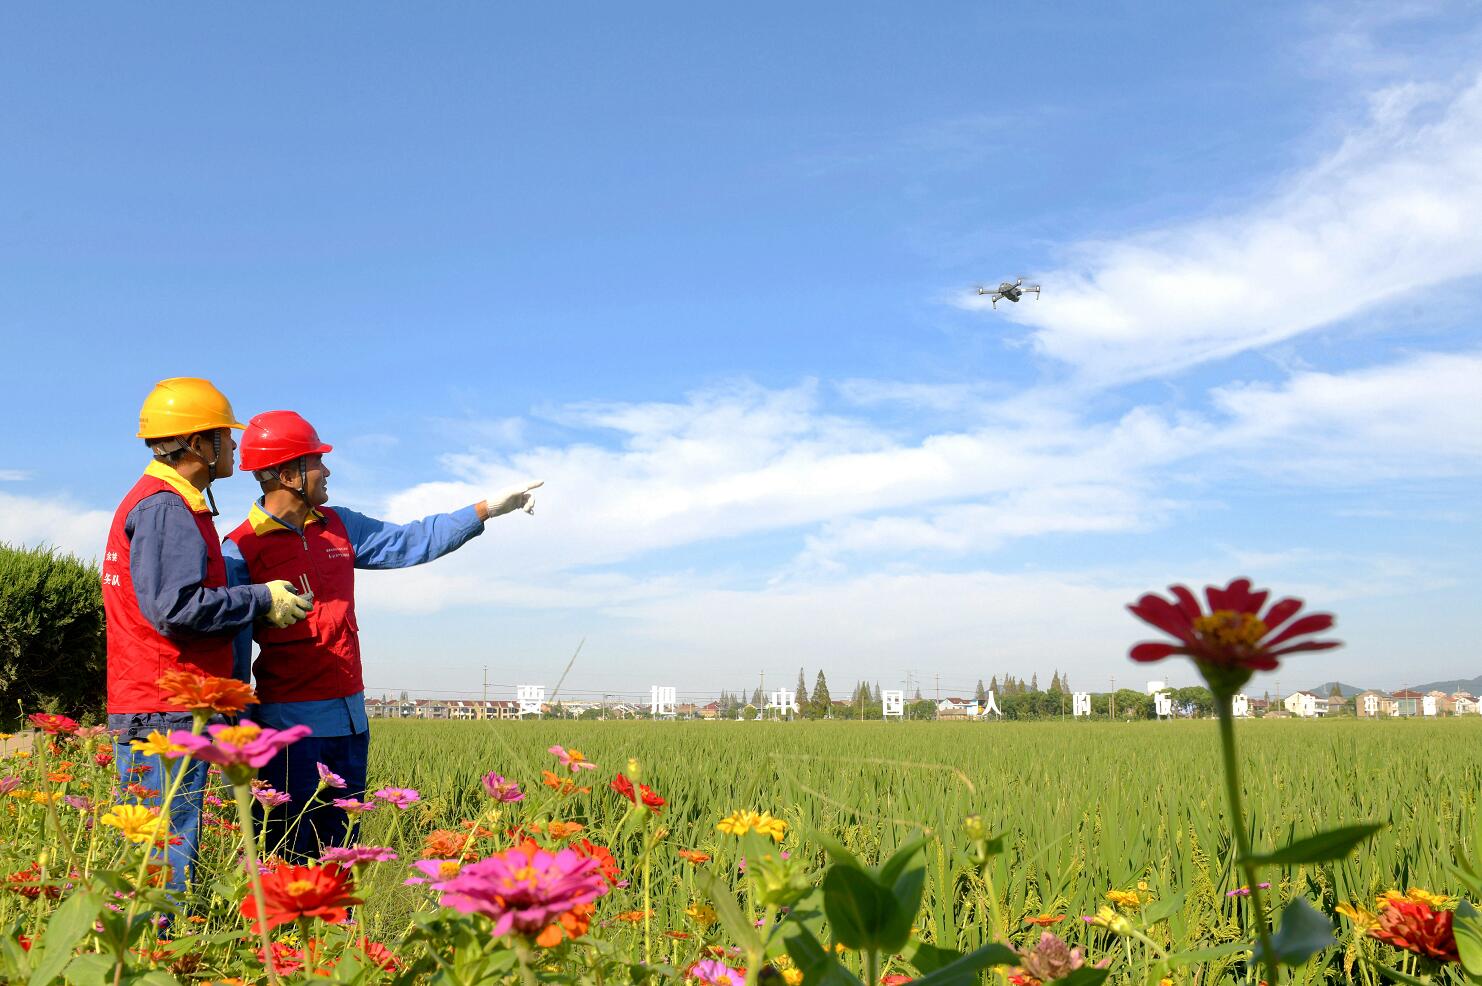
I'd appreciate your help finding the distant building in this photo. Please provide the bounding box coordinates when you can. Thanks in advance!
[1283,691,1328,718]
[1451,693,1479,716]
[1354,690,1394,718]
[1391,689,1424,717]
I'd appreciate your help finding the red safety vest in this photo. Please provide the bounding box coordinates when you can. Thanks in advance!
[104,474,234,713]
[225,508,363,703]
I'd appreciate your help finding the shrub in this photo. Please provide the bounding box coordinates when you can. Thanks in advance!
[0,542,105,727]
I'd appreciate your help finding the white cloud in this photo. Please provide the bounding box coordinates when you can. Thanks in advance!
[0,469,31,481]
[964,74,1482,382]
[0,492,111,561]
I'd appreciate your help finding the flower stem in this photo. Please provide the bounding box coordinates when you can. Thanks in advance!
[1216,701,1278,985]
[512,935,540,986]
[234,783,283,986]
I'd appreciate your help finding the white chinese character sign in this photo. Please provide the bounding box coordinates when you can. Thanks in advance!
[982,690,1001,716]
[1423,695,1438,717]
[766,689,797,718]
[1154,692,1173,719]
[882,690,904,718]
[1231,694,1249,718]
[650,686,676,718]
[1072,692,1091,717]
[516,685,545,718]
[1363,694,1378,717]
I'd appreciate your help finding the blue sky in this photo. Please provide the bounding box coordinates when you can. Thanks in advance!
[3,3,1480,703]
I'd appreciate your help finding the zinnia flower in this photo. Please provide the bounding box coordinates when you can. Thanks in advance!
[405,859,463,886]
[541,770,590,795]
[1368,897,1459,963]
[481,771,524,802]
[690,959,745,986]
[548,745,598,773]
[422,829,478,861]
[716,809,788,842]
[27,713,79,735]
[1010,931,1106,986]
[156,670,258,714]
[167,721,311,783]
[0,777,20,796]
[573,839,624,887]
[686,903,718,927]
[1105,889,1141,908]
[426,842,610,938]
[334,798,377,814]
[316,762,347,789]
[373,787,420,809]
[320,845,398,866]
[100,804,163,844]
[240,863,361,934]
[610,774,666,814]
[1127,578,1339,692]
[1025,914,1065,926]
[678,849,712,864]
[251,785,292,809]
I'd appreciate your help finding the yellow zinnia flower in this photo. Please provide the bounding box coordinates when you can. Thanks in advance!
[1106,889,1141,908]
[686,903,718,928]
[129,730,188,758]
[717,809,761,836]
[1336,901,1380,932]
[100,804,163,844]
[715,809,788,842]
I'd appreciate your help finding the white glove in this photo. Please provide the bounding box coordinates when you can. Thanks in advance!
[482,480,543,520]
[264,580,313,628]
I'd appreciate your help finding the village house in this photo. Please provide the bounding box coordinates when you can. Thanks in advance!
[1452,693,1479,715]
[1353,690,1394,718]
[1283,691,1329,718]
[1390,689,1425,716]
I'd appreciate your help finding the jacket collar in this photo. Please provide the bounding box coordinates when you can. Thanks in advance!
[247,498,324,536]
[143,460,209,513]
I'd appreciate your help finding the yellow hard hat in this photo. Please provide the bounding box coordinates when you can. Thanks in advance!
[136,378,248,439]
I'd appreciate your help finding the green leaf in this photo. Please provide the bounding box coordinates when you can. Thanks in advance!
[1047,969,1110,986]
[1254,898,1336,967]
[1163,941,1252,967]
[822,866,897,952]
[907,942,1019,986]
[880,861,926,953]
[1245,824,1384,866]
[63,953,111,986]
[697,870,763,954]
[877,834,928,888]
[782,925,866,986]
[903,940,963,975]
[30,890,102,986]
[1141,890,1187,926]
[811,832,864,872]
[1359,959,1434,986]
[1454,900,1482,977]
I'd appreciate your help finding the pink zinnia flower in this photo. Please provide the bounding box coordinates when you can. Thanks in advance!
[548,745,598,773]
[166,721,311,783]
[405,858,462,886]
[0,777,21,796]
[320,845,399,866]
[481,772,525,802]
[690,959,745,986]
[425,842,610,937]
[373,787,420,809]
[316,763,347,789]
[334,798,378,815]
[252,785,292,809]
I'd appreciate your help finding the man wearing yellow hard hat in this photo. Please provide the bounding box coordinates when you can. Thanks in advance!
[102,378,314,896]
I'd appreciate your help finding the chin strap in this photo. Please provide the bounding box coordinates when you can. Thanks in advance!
[151,431,223,517]
[254,455,314,508]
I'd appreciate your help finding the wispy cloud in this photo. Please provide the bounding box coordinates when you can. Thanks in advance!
[960,73,1482,383]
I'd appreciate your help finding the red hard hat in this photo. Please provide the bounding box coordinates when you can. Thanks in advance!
[239,410,334,472]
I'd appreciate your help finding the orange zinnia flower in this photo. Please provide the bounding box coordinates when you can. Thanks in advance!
[678,849,712,864]
[239,863,361,934]
[1025,914,1065,926]
[535,901,595,947]
[612,909,650,923]
[548,820,584,839]
[541,770,591,796]
[157,670,258,714]
[421,829,479,862]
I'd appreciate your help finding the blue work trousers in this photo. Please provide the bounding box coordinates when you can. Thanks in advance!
[256,730,369,862]
[109,712,216,896]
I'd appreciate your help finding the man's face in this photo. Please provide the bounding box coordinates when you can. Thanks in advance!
[192,428,236,478]
[288,454,331,506]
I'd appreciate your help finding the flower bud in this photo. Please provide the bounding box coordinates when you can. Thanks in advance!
[963,814,989,843]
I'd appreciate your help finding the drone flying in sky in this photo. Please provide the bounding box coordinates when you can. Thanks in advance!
[977,277,1041,308]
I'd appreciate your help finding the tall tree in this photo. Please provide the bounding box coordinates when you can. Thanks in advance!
[811,670,833,718]
[989,675,999,696]
[751,686,764,706]
[975,679,987,703]
[794,667,809,712]
[1030,672,1040,692]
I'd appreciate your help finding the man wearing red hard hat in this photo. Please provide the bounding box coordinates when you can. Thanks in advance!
[222,409,540,859]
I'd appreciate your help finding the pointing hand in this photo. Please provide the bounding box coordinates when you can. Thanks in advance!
[480,480,543,521]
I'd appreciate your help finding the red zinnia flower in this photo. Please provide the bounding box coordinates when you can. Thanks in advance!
[1369,898,1459,963]
[573,839,624,886]
[156,670,258,714]
[240,863,361,933]
[610,774,666,814]
[28,713,79,736]
[1127,578,1338,687]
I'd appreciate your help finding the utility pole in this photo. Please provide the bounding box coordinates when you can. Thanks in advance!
[935,672,941,702]
[1109,675,1116,721]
